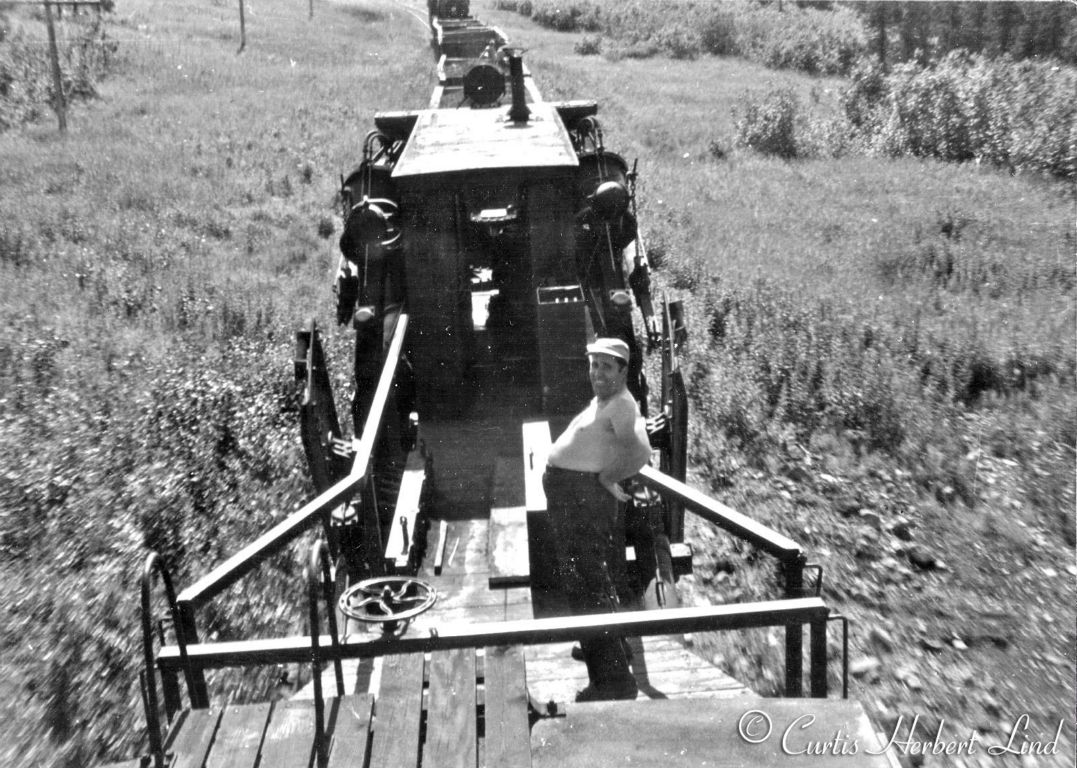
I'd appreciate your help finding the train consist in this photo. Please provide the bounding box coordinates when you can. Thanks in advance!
[107,4,898,768]
[299,0,690,577]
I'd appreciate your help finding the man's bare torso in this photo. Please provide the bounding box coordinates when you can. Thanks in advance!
[548,389,639,473]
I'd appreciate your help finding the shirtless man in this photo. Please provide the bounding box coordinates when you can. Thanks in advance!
[542,337,652,701]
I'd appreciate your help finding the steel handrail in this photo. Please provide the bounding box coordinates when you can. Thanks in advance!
[140,552,194,768]
[637,465,802,561]
[157,597,829,665]
[176,314,409,612]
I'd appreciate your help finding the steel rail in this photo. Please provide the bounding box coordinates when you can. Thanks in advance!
[157,597,827,686]
[156,599,831,696]
[637,465,802,561]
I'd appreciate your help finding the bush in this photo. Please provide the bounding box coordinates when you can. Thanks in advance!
[700,10,736,56]
[529,0,601,32]
[842,51,1077,179]
[524,0,867,72]
[733,86,799,159]
[574,34,602,56]
[734,2,867,75]
[655,24,702,60]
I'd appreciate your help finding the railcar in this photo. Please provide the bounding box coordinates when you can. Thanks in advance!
[104,5,900,768]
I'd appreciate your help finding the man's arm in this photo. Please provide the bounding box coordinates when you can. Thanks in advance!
[598,399,652,499]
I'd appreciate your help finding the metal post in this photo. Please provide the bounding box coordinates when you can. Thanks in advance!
[160,669,182,721]
[178,603,210,708]
[783,555,805,697]
[362,476,385,576]
[809,618,828,698]
[43,1,67,132]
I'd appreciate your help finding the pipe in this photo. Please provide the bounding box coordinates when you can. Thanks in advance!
[507,51,529,124]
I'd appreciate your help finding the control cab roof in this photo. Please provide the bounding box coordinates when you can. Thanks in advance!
[385,102,579,182]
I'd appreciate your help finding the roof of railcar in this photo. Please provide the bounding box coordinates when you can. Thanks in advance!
[390,102,578,179]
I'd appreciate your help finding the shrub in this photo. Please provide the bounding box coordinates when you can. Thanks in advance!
[655,23,702,61]
[699,10,736,56]
[841,51,1077,179]
[525,0,867,70]
[574,34,602,56]
[733,86,799,159]
[734,2,867,75]
[529,0,601,32]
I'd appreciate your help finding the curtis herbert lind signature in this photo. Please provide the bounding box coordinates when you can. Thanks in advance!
[738,710,1067,758]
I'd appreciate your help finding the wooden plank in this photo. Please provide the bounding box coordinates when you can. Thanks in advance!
[431,519,489,577]
[384,449,426,572]
[521,421,551,513]
[204,702,272,768]
[433,520,448,575]
[495,539,692,591]
[532,698,895,768]
[327,694,375,768]
[489,505,529,587]
[491,455,524,509]
[368,654,425,768]
[258,699,315,768]
[490,455,529,587]
[484,646,531,768]
[524,635,748,705]
[522,421,558,589]
[425,649,477,768]
[165,707,223,768]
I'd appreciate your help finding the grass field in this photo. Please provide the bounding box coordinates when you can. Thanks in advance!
[1,0,1074,765]
[0,1,435,764]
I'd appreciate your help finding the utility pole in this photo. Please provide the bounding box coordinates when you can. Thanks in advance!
[238,0,246,52]
[43,0,67,132]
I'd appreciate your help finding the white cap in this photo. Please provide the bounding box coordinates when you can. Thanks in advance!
[585,337,629,362]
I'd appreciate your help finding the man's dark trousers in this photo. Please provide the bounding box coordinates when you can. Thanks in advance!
[542,466,634,690]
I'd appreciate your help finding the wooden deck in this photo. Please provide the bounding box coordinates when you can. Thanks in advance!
[117,645,533,768]
[300,515,751,706]
[532,698,899,768]
[111,365,893,767]
[127,513,898,768]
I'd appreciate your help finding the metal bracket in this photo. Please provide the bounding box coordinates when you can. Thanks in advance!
[399,516,410,555]
[528,697,566,724]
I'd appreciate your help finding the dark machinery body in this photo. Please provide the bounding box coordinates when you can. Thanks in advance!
[305,13,690,583]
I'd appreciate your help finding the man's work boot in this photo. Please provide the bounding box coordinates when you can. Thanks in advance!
[575,677,639,702]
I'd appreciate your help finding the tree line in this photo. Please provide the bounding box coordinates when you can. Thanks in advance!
[841,1,1077,67]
